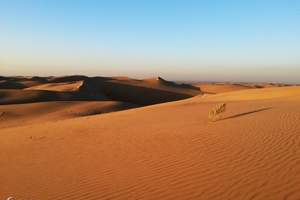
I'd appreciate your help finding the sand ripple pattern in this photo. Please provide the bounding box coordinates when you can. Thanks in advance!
[1,89,300,200]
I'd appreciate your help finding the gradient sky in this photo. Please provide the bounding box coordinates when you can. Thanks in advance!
[1,0,300,83]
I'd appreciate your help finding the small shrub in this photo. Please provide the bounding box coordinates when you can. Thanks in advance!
[208,103,226,122]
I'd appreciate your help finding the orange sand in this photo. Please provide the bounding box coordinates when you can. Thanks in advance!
[25,81,84,92]
[195,83,253,94]
[1,85,300,199]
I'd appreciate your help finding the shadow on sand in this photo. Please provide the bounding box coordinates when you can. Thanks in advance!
[221,107,272,121]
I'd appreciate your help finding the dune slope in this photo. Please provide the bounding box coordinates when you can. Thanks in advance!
[1,86,300,200]
[195,83,253,94]
[0,101,137,129]
[25,81,84,92]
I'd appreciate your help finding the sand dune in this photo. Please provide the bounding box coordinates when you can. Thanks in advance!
[0,76,201,105]
[1,86,300,199]
[195,82,292,94]
[71,76,201,105]
[0,76,48,89]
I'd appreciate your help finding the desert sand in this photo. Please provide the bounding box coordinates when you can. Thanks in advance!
[1,77,300,200]
[195,83,254,94]
[194,82,289,94]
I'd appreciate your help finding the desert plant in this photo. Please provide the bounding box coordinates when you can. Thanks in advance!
[208,103,226,122]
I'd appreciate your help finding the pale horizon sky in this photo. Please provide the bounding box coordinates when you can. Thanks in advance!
[1,0,300,83]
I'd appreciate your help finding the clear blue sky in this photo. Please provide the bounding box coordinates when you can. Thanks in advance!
[1,0,300,83]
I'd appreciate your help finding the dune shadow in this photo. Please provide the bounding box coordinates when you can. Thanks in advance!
[221,107,272,121]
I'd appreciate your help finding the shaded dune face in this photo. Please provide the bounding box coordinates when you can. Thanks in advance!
[0,89,74,105]
[0,80,27,89]
[0,76,48,89]
[98,82,192,105]
[79,77,201,105]
[0,88,108,105]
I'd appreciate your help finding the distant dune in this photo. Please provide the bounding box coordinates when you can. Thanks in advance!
[1,76,299,200]
[0,89,74,105]
[200,85,300,101]
[195,83,253,94]
[0,80,27,89]
[0,75,200,128]
[0,74,203,133]
[0,76,48,89]
[0,76,201,105]
[82,76,200,105]
[194,82,291,94]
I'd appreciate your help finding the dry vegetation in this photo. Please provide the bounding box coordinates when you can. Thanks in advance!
[208,103,226,121]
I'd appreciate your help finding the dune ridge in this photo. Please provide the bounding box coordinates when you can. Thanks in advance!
[194,82,293,94]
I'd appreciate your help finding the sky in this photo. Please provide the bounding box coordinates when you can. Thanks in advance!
[1,0,300,83]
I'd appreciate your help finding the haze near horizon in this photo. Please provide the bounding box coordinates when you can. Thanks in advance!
[1,0,300,83]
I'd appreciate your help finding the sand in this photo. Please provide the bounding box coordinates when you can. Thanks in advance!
[0,101,137,129]
[195,83,254,94]
[25,81,84,92]
[1,84,300,200]
[194,82,290,94]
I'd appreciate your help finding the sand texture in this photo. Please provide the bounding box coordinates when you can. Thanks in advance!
[1,81,300,200]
